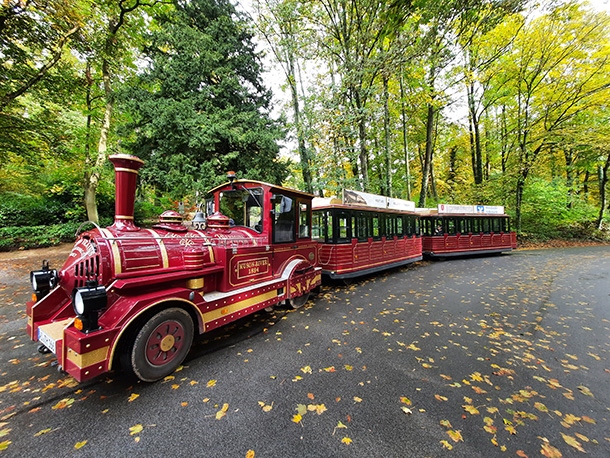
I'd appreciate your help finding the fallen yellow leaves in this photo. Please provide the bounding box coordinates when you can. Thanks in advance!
[446,430,463,443]
[341,437,352,445]
[246,450,255,458]
[207,380,216,387]
[216,403,229,420]
[51,398,74,410]
[129,424,144,435]
[561,433,586,452]
[440,439,454,450]
[127,393,139,402]
[540,437,562,458]
[74,440,87,449]
[258,401,273,412]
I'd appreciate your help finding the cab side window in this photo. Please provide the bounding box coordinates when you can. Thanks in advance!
[298,202,310,239]
[273,195,296,243]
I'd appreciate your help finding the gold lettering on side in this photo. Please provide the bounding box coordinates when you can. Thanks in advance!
[236,257,270,279]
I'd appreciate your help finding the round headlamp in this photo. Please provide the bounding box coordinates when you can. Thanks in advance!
[73,290,85,315]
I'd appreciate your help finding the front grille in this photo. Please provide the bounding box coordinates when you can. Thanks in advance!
[74,255,101,288]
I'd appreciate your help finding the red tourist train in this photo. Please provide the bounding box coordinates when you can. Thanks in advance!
[27,154,321,382]
[26,155,516,382]
[418,204,517,257]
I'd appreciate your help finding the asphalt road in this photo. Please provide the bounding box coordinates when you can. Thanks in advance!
[0,245,608,457]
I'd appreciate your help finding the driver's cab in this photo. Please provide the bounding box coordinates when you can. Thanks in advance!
[204,174,314,247]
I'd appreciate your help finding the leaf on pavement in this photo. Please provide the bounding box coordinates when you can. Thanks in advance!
[341,437,352,445]
[34,428,51,436]
[128,393,139,402]
[74,440,87,449]
[129,425,143,435]
[577,385,593,397]
[246,450,255,458]
[52,398,74,410]
[292,414,302,424]
[463,405,479,415]
[400,397,411,405]
[301,366,312,374]
[207,380,216,387]
[447,430,463,443]
[540,438,562,458]
[561,433,586,452]
[440,420,452,428]
[440,440,453,450]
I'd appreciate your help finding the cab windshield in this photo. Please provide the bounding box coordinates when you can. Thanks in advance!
[218,188,264,233]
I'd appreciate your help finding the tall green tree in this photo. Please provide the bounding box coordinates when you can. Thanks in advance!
[120,0,287,197]
[489,3,610,230]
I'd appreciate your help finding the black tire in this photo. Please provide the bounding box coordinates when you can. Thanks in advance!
[288,291,310,309]
[127,307,194,382]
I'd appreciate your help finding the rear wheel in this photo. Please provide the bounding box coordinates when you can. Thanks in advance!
[288,291,310,309]
[127,307,194,382]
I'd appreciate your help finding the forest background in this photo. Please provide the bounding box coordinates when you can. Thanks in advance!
[1,0,610,250]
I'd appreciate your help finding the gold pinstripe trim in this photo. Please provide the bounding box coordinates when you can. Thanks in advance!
[114,167,140,174]
[115,215,134,220]
[147,229,169,268]
[202,291,277,323]
[99,228,122,274]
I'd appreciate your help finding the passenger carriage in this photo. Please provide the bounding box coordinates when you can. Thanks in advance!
[312,190,422,280]
[418,204,517,257]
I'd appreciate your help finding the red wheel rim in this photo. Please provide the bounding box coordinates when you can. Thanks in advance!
[145,320,185,366]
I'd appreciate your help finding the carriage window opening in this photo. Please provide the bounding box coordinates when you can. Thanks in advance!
[337,212,349,242]
[272,195,296,243]
[218,188,264,232]
[447,219,456,235]
[312,211,324,241]
[298,202,310,238]
[434,218,444,236]
[482,218,490,233]
[415,217,420,235]
[357,213,368,240]
[327,211,333,242]
[372,214,380,239]
[492,218,501,233]
[351,215,357,239]
[396,216,403,236]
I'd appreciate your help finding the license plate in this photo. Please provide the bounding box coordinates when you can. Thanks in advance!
[38,328,57,354]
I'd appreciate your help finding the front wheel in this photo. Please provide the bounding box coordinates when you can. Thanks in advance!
[127,307,194,382]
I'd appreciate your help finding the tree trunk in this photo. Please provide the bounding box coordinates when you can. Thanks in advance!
[288,51,313,194]
[399,75,411,200]
[354,90,369,191]
[596,150,610,230]
[467,82,483,184]
[564,148,574,209]
[382,74,391,197]
[418,103,435,208]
